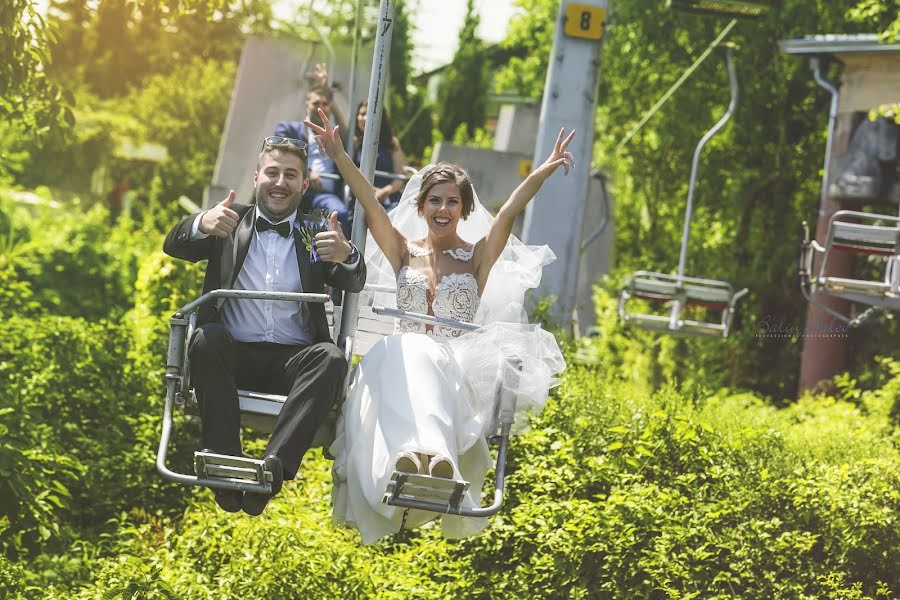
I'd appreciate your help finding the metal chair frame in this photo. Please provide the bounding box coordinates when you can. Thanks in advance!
[800,209,900,324]
[618,47,748,338]
[157,287,521,518]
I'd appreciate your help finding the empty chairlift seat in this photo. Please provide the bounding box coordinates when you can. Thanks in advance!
[801,209,900,310]
[618,271,748,338]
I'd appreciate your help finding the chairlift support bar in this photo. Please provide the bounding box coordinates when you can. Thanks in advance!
[344,0,365,156]
[157,290,330,493]
[306,0,337,75]
[676,46,737,282]
[617,46,748,338]
[339,0,395,351]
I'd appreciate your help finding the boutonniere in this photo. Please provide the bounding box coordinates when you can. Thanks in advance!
[294,209,330,263]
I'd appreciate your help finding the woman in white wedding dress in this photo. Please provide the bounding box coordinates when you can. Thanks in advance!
[305,109,573,544]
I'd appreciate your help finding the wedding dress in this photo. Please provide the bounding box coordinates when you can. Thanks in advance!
[330,166,566,545]
[330,241,494,543]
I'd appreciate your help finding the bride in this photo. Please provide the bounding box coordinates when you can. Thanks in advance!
[305,109,573,544]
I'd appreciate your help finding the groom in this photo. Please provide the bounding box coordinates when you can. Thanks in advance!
[163,137,365,516]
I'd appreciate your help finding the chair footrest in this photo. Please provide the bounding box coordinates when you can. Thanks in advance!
[194,451,273,485]
[383,472,469,509]
[821,276,891,295]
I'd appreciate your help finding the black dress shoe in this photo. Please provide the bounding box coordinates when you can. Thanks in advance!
[213,489,243,513]
[242,455,283,516]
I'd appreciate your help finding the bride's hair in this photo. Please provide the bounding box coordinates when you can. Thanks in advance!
[415,163,475,218]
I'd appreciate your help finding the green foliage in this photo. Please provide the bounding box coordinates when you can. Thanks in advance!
[436,0,488,140]
[49,0,266,99]
[120,58,237,208]
[387,0,433,161]
[495,0,559,99]
[129,250,204,382]
[0,554,27,599]
[7,202,134,321]
[0,315,138,557]
[47,352,900,599]
[0,0,73,133]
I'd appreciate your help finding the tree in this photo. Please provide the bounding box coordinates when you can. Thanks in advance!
[494,0,899,398]
[388,0,432,160]
[495,0,559,99]
[0,0,72,134]
[436,0,488,140]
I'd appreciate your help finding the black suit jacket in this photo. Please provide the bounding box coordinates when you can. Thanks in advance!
[163,203,365,344]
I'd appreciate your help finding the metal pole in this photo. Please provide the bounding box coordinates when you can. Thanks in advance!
[339,0,395,349]
[797,57,852,394]
[344,0,365,156]
[810,58,839,217]
[521,0,607,322]
[676,47,737,281]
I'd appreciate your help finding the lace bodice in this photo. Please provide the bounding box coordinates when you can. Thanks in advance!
[396,242,479,340]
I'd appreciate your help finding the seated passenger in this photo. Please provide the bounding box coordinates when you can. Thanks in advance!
[352,101,406,212]
[163,136,365,516]
[274,64,351,238]
[307,109,572,544]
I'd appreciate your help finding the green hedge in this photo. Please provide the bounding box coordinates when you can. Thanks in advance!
[49,356,899,599]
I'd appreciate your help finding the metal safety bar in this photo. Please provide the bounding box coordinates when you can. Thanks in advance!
[799,210,900,324]
[318,169,412,183]
[157,289,330,493]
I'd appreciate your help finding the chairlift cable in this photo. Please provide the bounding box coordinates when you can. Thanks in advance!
[611,18,736,155]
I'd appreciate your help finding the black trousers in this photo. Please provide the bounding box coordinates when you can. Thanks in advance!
[188,323,348,479]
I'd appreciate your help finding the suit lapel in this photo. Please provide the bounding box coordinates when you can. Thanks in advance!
[229,207,255,287]
[293,227,315,290]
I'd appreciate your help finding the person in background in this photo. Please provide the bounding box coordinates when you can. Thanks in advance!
[274,63,351,238]
[352,101,406,212]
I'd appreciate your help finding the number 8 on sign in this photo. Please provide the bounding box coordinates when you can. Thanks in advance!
[563,3,606,41]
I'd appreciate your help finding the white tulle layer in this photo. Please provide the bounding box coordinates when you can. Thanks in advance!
[330,333,491,544]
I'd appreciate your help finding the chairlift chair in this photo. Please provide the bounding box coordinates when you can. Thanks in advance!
[158,0,523,524]
[799,209,900,324]
[617,47,748,338]
[157,286,523,519]
[619,271,748,337]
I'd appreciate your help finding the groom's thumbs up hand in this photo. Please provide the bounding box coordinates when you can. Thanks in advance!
[199,190,239,238]
[314,211,352,263]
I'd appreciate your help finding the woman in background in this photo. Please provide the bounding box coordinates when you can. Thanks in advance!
[352,101,406,212]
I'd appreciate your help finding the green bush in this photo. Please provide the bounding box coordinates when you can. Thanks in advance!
[53,353,900,599]
[0,315,160,558]
[8,202,135,321]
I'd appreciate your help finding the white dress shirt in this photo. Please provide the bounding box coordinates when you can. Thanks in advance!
[190,206,359,346]
[190,208,310,345]
[224,208,312,345]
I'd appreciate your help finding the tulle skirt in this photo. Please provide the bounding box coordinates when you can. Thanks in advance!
[330,323,565,545]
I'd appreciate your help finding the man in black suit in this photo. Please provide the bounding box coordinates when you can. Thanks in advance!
[163,137,365,516]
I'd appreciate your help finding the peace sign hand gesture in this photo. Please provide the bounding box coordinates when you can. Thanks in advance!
[304,108,344,161]
[534,127,576,181]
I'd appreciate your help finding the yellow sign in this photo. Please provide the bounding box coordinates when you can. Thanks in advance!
[519,160,533,177]
[564,3,605,41]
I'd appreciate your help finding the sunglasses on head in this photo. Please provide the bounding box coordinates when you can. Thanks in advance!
[262,136,308,154]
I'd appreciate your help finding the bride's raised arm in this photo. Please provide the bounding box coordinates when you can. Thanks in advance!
[304,108,406,274]
[477,128,575,282]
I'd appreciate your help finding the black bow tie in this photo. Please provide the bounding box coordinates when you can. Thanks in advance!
[256,218,292,238]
